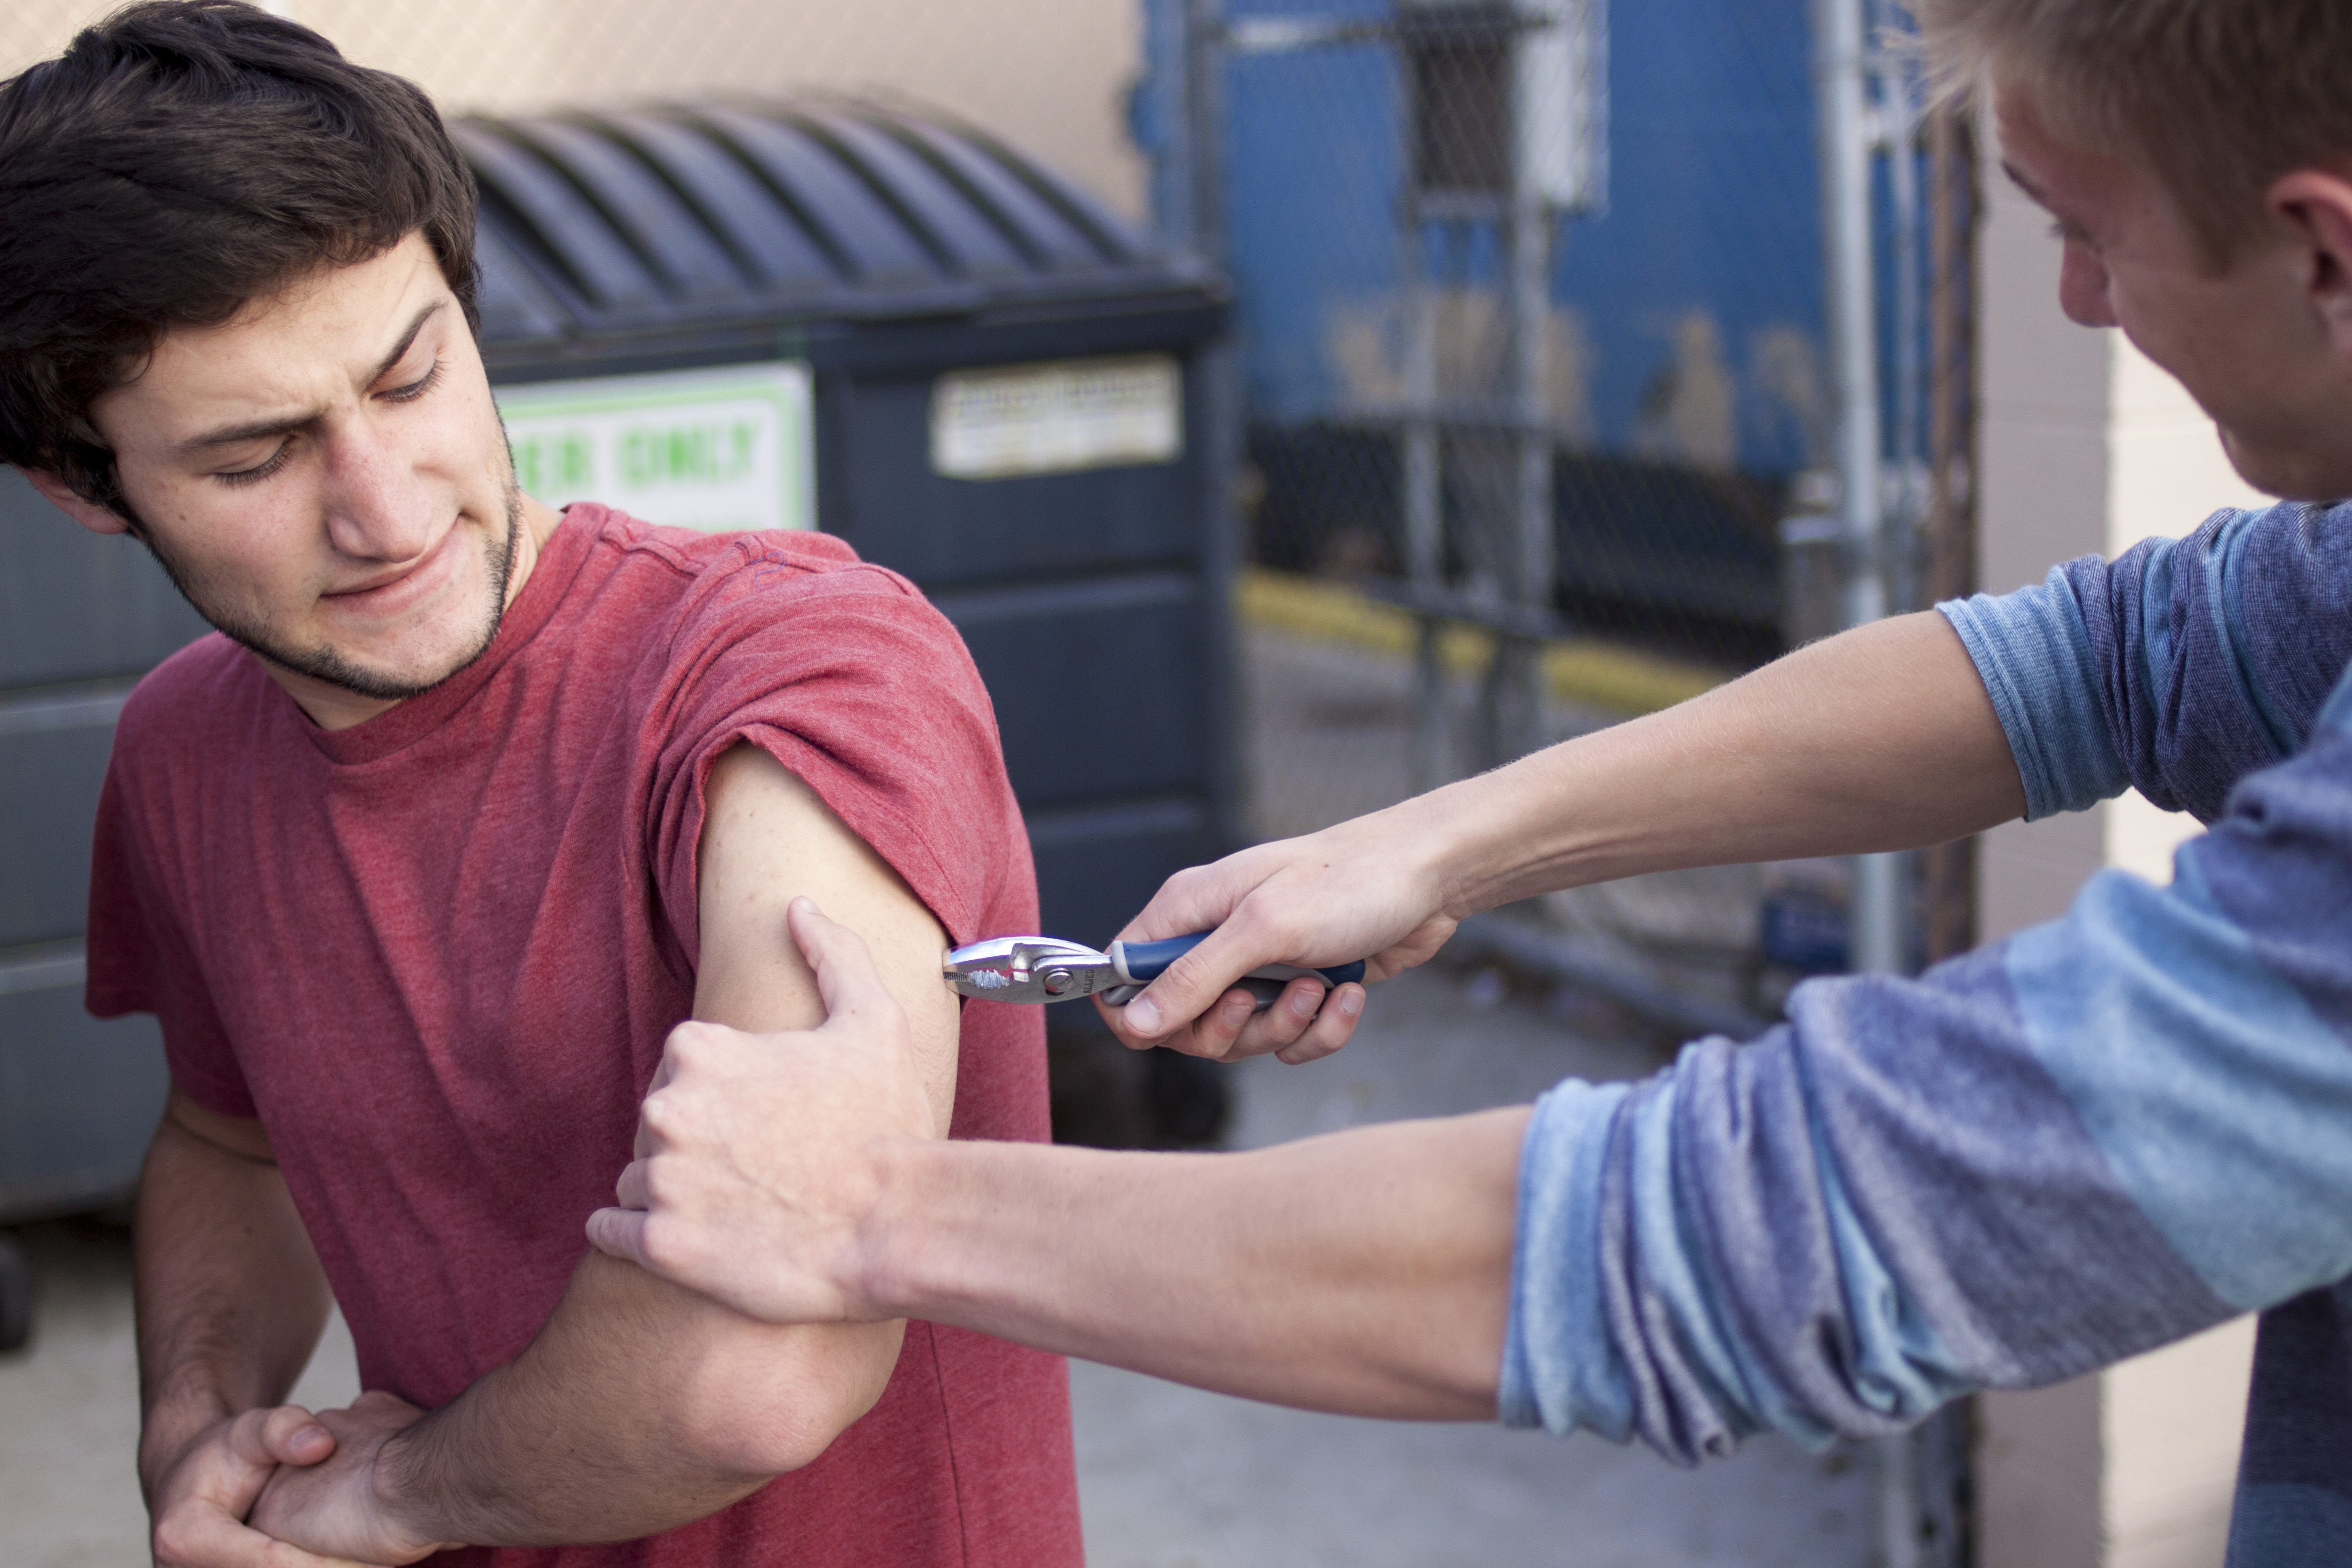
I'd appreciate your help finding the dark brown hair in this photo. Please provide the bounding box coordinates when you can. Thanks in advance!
[0,0,478,516]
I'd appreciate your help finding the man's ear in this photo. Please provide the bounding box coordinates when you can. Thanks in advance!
[2270,169,2352,359]
[20,467,132,536]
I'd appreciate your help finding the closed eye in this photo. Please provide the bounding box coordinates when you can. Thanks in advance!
[381,358,444,404]
[215,441,293,488]
[207,356,443,487]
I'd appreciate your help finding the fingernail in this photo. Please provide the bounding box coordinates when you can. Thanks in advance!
[1126,996,1162,1035]
[1290,988,1318,1019]
[1339,988,1363,1018]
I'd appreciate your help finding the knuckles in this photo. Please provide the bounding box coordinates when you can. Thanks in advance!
[635,1209,716,1281]
[663,1019,730,1071]
[150,1513,208,1568]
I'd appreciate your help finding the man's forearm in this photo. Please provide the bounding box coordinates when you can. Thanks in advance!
[1424,611,2022,915]
[134,1106,333,1493]
[373,1254,901,1547]
[859,1108,1528,1421]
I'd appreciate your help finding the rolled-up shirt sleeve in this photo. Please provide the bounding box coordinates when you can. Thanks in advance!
[1501,652,2352,1463]
[1939,566,2132,819]
[1938,501,2352,824]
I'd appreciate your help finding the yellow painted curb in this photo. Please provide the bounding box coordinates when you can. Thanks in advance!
[1237,568,1732,716]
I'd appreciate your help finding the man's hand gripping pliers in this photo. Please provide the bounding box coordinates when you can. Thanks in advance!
[943,931,1366,1010]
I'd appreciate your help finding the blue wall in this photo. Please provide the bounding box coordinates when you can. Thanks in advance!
[1138,0,1830,480]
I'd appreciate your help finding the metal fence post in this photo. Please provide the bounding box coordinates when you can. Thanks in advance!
[1815,0,1902,988]
[1817,0,1928,1561]
[1403,125,1449,797]
[1184,0,1250,853]
[1500,6,1559,769]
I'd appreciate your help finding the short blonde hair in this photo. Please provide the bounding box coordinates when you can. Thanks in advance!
[1912,0,2352,261]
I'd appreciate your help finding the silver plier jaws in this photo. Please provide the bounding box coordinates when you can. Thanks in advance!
[942,935,1120,1006]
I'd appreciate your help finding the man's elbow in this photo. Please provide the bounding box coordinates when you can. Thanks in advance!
[679,1326,903,1477]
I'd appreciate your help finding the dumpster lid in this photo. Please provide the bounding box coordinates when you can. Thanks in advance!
[459,97,1216,355]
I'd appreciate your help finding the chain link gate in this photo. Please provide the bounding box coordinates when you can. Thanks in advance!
[1143,1,1980,1561]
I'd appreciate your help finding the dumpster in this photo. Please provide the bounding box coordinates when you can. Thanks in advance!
[0,468,208,1339]
[0,490,205,1227]
[0,95,1234,1315]
[462,98,1234,948]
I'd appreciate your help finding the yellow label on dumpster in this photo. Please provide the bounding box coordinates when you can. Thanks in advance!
[495,362,815,534]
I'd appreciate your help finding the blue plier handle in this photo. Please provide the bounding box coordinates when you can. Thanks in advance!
[944,930,1367,1009]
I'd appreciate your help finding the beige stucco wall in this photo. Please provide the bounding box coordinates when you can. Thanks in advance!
[1972,110,2269,1568]
[0,0,1148,216]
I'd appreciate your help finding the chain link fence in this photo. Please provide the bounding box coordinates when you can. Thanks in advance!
[1127,0,1978,1042]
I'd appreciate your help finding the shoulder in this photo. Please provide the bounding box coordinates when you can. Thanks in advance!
[690,527,920,611]
[2204,500,2352,740]
[661,526,967,669]
[2184,497,2352,603]
[101,635,275,846]
[114,633,267,755]
[569,505,921,624]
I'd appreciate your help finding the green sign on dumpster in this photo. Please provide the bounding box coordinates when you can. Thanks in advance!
[495,361,815,534]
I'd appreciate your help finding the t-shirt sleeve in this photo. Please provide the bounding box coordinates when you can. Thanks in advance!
[85,736,257,1119]
[643,538,1029,967]
[1938,500,2352,823]
[1500,666,2352,1458]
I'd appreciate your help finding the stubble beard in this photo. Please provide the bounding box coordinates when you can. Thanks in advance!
[133,478,525,703]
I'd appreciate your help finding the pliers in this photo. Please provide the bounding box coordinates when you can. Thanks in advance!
[944,930,1366,1009]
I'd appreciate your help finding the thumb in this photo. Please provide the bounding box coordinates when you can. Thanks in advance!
[1121,924,1260,1042]
[586,1204,652,1268]
[227,1405,335,1473]
[786,898,897,1031]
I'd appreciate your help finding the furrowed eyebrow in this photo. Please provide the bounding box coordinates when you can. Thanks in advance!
[174,300,447,458]
[363,300,445,392]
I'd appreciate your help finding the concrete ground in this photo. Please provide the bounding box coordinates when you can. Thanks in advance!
[0,967,1871,1568]
[0,1218,360,1568]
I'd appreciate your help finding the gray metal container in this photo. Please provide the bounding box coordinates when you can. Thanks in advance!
[0,479,203,1223]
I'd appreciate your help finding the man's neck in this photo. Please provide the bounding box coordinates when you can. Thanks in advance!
[269,493,566,733]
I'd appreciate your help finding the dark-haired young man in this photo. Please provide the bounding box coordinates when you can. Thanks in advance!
[0,4,1078,1566]
[592,1,2352,1563]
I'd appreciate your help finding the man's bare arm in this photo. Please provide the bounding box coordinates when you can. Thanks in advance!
[136,1091,353,1568]
[592,905,1521,1419]
[250,744,959,1558]
[1106,610,2024,1059]
[866,1114,1523,1418]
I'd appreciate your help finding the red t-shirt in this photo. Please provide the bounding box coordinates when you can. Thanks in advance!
[86,505,1081,1568]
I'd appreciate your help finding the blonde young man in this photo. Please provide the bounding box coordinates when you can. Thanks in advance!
[598,3,2352,1563]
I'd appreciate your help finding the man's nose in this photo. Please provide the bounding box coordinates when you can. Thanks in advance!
[317,421,437,562]
[2058,242,2119,328]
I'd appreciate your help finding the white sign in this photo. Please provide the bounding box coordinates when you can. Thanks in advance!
[930,354,1183,481]
[495,362,815,534]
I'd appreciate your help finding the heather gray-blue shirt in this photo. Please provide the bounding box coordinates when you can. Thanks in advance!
[1500,500,2352,1567]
